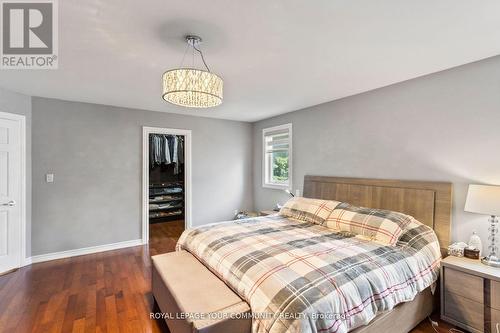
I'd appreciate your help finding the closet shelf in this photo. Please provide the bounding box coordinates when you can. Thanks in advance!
[149,196,184,204]
[149,190,183,196]
[149,181,184,188]
[149,205,183,212]
[149,210,183,219]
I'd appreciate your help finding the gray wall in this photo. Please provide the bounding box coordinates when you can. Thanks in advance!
[5,55,500,257]
[253,56,500,245]
[0,87,32,256]
[31,97,253,256]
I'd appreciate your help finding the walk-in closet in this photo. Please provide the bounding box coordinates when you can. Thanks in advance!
[148,133,185,226]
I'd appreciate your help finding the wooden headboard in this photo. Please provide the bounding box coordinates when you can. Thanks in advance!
[303,176,453,249]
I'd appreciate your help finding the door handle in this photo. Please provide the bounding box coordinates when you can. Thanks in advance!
[1,200,16,207]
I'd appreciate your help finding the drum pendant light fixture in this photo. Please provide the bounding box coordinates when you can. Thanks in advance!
[162,35,223,108]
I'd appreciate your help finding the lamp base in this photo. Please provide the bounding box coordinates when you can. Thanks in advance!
[481,255,500,268]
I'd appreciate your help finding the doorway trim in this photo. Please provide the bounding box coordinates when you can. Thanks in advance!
[142,126,192,244]
[0,111,27,269]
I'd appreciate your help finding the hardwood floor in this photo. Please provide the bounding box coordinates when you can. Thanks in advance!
[148,220,185,257]
[0,220,462,333]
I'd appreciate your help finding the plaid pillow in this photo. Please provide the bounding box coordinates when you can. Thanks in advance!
[280,197,341,225]
[325,203,415,246]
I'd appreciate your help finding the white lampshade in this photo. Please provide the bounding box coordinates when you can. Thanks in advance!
[464,184,500,216]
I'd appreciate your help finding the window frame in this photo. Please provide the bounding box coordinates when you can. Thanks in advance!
[262,123,292,190]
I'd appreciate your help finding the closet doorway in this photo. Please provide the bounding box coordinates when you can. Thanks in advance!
[142,127,192,244]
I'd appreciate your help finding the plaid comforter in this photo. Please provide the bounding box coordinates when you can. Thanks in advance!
[176,215,441,333]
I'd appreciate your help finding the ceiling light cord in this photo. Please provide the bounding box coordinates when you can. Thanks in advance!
[179,44,189,68]
[192,43,195,68]
[193,45,211,72]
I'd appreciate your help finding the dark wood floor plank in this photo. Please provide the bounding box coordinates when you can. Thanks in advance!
[0,220,459,333]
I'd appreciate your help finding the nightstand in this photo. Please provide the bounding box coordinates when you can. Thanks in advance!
[259,210,278,216]
[441,256,500,333]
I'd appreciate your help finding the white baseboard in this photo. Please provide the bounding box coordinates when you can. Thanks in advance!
[22,257,32,266]
[25,239,144,265]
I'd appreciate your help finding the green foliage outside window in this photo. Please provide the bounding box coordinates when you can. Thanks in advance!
[272,152,288,182]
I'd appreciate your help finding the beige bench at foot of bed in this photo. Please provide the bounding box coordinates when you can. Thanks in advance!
[152,251,251,333]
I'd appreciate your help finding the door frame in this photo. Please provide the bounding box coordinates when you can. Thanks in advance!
[142,126,192,244]
[0,111,27,270]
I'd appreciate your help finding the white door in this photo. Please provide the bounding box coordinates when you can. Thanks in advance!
[0,113,23,274]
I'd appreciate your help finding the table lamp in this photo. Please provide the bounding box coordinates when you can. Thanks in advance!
[464,184,500,267]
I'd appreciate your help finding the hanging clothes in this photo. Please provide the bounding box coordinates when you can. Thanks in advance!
[167,135,175,162]
[172,136,178,164]
[149,134,184,173]
[178,137,184,164]
[163,135,171,164]
[172,136,179,174]
[150,134,164,166]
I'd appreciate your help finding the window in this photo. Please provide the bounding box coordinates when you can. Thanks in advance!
[262,123,292,189]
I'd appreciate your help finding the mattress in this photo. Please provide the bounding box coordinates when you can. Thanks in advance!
[176,214,441,333]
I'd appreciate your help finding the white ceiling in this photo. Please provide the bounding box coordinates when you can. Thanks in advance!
[1,0,500,122]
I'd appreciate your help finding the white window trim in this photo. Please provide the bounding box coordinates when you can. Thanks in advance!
[262,123,292,190]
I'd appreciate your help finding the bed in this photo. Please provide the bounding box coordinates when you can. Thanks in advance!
[153,176,452,333]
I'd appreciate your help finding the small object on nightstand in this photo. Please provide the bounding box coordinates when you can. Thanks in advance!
[469,231,483,255]
[464,247,480,259]
[260,210,277,216]
[440,256,500,333]
[448,242,468,257]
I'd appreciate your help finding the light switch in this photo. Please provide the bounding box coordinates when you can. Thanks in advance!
[46,173,54,183]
